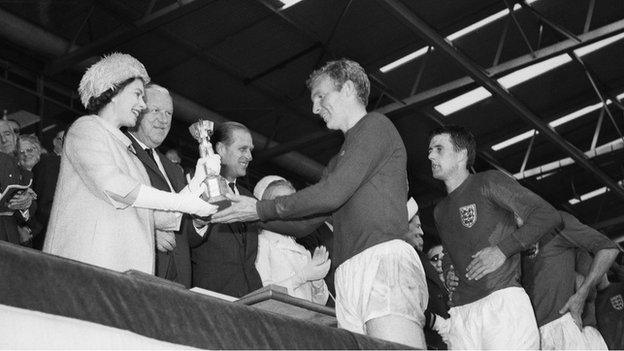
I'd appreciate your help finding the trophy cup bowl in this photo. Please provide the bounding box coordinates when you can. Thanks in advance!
[188,120,231,215]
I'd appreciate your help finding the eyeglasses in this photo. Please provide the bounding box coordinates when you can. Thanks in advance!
[19,147,37,155]
[429,254,442,262]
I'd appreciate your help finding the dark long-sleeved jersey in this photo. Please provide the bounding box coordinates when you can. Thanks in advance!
[257,112,409,268]
[435,170,561,306]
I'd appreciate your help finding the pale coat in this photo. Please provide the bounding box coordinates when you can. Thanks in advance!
[44,115,155,274]
[255,230,329,305]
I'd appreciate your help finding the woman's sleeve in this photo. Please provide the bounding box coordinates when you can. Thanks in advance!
[64,117,142,209]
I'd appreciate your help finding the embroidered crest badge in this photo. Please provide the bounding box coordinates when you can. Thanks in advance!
[459,204,477,228]
[610,294,623,311]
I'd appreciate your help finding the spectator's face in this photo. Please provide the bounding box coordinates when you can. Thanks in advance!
[217,129,253,180]
[311,74,348,131]
[427,245,444,274]
[0,121,17,154]
[136,89,172,148]
[18,139,40,170]
[53,131,64,155]
[165,149,181,164]
[8,121,20,135]
[405,214,424,251]
[110,78,146,128]
[428,133,465,181]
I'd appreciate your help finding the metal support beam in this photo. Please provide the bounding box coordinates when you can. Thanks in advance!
[520,131,536,173]
[410,46,431,95]
[590,108,604,150]
[379,0,624,201]
[504,0,535,57]
[255,0,404,107]
[493,17,511,66]
[0,60,82,115]
[0,6,324,182]
[244,42,322,85]
[46,0,215,75]
[569,52,624,141]
[584,0,596,33]
[519,1,581,42]
[66,5,96,54]
[259,18,624,159]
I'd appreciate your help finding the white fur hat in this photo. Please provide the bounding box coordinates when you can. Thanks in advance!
[407,197,419,221]
[78,52,150,108]
[254,175,286,200]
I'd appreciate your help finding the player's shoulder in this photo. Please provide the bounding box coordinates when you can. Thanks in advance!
[477,169,516,184]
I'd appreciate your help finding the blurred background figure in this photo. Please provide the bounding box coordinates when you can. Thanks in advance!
[15,134,43,247]
[254,175,330,305]
[427,244,445,284]
[165,148,181,165]
[17,134,42,171]
[7,119,20,135]
[30,129,65,250]
[404,201,449,350]
[0,120,36,247]
[52,130,64,156]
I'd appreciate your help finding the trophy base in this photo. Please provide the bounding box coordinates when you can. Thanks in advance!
[193,194,231,221]
[208,196,232,211]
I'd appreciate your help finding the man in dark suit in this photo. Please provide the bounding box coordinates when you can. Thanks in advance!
[30,129,64,250]
[189,121,263,298]
[126,84,196,287]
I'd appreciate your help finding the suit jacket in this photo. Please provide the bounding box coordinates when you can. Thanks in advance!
[30,153,61,250]
[189,183,262,298]
[127,132,192,288]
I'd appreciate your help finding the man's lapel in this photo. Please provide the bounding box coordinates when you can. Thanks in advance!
[125,131,168,184]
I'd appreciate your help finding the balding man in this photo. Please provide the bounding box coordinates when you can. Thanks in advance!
[126,84,197,287]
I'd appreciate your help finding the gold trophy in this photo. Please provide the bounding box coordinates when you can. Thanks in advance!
[189,119,231,212]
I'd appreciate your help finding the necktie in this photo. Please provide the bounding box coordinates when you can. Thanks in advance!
[227,182,247,242]
[145,148,157,164]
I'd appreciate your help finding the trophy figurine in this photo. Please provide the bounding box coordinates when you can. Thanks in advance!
[189,119,231,211]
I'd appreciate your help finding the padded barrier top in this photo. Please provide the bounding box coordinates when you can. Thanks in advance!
[0,242,408,349]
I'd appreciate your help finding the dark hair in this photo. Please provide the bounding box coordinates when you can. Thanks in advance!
[212,121,250,147]
[427,125,476,169]
[86,77,140,113]
[306,59,371,106]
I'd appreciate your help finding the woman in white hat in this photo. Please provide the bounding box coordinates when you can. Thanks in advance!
[44,53,219,274]
[254,175,330,305]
